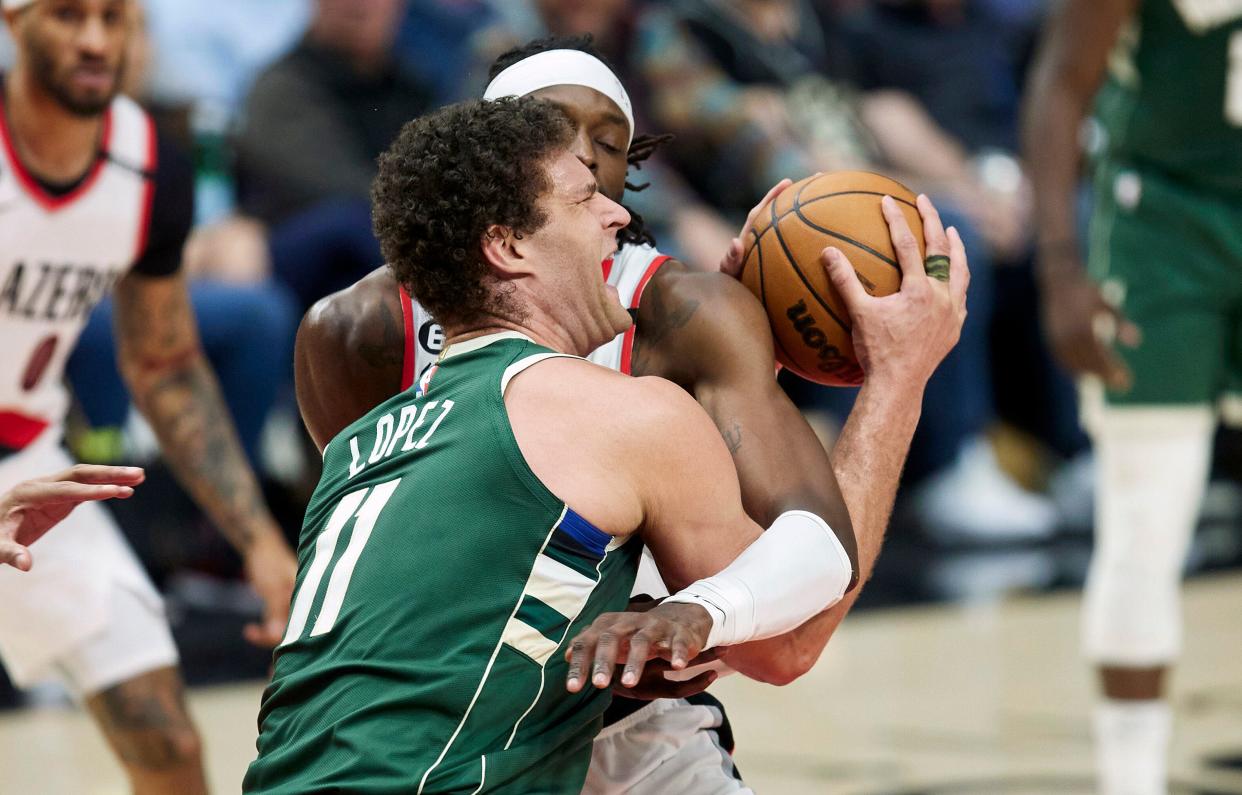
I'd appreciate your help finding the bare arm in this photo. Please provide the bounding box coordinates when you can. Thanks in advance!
[807,195,969,630]
[532,366,843,688]
[113,270,295,646]
[627,376,834,686]
[1023,0,1134,262]
[633,265,857,577]
[1022,0,1140,387]
[295,268,406,452]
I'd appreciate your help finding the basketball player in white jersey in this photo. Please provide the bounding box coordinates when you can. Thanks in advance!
[0,1,297,791]
[296,37,967,794]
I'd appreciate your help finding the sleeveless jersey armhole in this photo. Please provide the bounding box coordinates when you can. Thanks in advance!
[491,347,622,552]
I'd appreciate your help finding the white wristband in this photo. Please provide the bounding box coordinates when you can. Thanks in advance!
[664,510,853,650]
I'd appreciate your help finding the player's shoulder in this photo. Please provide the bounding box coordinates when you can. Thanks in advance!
[302,267,402,349]
[297,266,405,393]
[649,263,767,319]
[511,352,697,419]
[508,355,710,452]
[636,263,774,380]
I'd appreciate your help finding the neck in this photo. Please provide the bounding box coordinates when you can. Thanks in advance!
[444,315,584,358]
[3,67,105,183]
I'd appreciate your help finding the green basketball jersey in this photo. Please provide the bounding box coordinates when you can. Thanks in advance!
[1094,0,1242,194]
[244,333,641,795]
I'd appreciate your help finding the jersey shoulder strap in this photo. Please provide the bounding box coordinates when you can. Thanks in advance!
[500,350,587,395]
[399,285,416,391]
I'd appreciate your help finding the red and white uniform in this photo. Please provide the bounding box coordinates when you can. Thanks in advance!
[397,242,673,391]
[0,94,175,694]
[0,94,154,453]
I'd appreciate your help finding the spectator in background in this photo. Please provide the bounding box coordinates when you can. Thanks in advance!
[466,0,739,268]
[395,0,497,104]
[238,0,433,309]
[142,0,309,124]
[633,0,1056,542]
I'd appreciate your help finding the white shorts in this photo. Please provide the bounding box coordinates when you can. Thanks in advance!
[583,694,752,795]
[0,439,176,696]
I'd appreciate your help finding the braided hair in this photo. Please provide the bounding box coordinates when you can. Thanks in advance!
[488,34,672,248]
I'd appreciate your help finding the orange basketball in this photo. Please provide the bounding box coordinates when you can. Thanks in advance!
[741,171,925,386]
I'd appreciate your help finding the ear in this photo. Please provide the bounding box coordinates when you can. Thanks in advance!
[480,224,536,280]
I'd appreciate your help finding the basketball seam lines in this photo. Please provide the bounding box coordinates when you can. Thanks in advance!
[792,206,900,271]
[752,189,914,272]
[753,227,801,366]
[769,188,853,335]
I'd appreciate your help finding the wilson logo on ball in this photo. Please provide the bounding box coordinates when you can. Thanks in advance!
[786,300,859,380]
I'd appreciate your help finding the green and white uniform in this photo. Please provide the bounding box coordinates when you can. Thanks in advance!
[244,332,641,794]
[1088,0,1242,408]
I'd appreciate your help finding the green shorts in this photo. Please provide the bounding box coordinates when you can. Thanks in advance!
[1087,160,1242,408]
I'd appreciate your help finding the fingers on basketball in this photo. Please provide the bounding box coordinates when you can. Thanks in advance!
[737,171,923,385]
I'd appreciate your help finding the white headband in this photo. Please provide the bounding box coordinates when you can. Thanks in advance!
[2,0,36,9]
[483,49,634,146]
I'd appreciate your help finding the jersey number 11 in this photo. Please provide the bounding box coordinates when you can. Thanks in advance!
[280,479,402,645]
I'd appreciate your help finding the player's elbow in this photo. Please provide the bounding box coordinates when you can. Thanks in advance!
[731,637,821,686]
[749,656,815,687]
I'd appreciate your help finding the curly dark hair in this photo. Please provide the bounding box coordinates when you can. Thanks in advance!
[372,97,573,329]
[488,34,673,248]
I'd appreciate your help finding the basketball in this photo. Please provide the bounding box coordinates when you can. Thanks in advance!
[741,171,925,386]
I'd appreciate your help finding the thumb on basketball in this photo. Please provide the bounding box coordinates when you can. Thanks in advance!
[821,247,868,309]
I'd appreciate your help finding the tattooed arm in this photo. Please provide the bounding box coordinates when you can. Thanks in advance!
[113,270,295,646]
[294,267,406,453]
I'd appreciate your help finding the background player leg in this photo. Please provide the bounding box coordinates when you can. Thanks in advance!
[1083,405,1214,795]
[85,666,207,795]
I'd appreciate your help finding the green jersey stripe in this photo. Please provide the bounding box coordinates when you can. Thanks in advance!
[514,594,570,643]
[414,503,569,795]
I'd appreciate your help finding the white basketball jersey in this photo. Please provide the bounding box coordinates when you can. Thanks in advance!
[0,94,155,453]
[397,242,672,391]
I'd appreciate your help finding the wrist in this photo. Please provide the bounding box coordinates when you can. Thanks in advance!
[858,370,928,404]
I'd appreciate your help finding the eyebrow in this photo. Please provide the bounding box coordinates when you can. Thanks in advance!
[600,112,629,131]
[575,181,598,201]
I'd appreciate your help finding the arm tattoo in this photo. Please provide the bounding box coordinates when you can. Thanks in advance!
[117,276,269,551]
[355,296,405,369]
[719,420,743,454]
[632,273,701,375]
[140,364,266,548]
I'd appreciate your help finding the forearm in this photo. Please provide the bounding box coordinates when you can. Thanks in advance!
[1022,75,1089,277]
[1021,0,1131,279]
[125,353,276,552]
[830,378,923,581]
[731,377,925,678]
[862,90,971,183]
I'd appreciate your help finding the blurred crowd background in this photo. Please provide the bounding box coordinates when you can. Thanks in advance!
[2,0,1241,696]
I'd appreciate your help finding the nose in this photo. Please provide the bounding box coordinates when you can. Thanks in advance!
[599,193,631,232]
[570,126,597,174]
[77,14,109,56]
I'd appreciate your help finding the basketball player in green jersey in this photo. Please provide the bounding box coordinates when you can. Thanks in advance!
[246,96,923,794]
[1025,2,1242,792]
[294,37,968,793]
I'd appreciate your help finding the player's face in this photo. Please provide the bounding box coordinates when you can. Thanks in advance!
[14,0,130,117]
[528,150,633,348]
[532,85,630,203]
